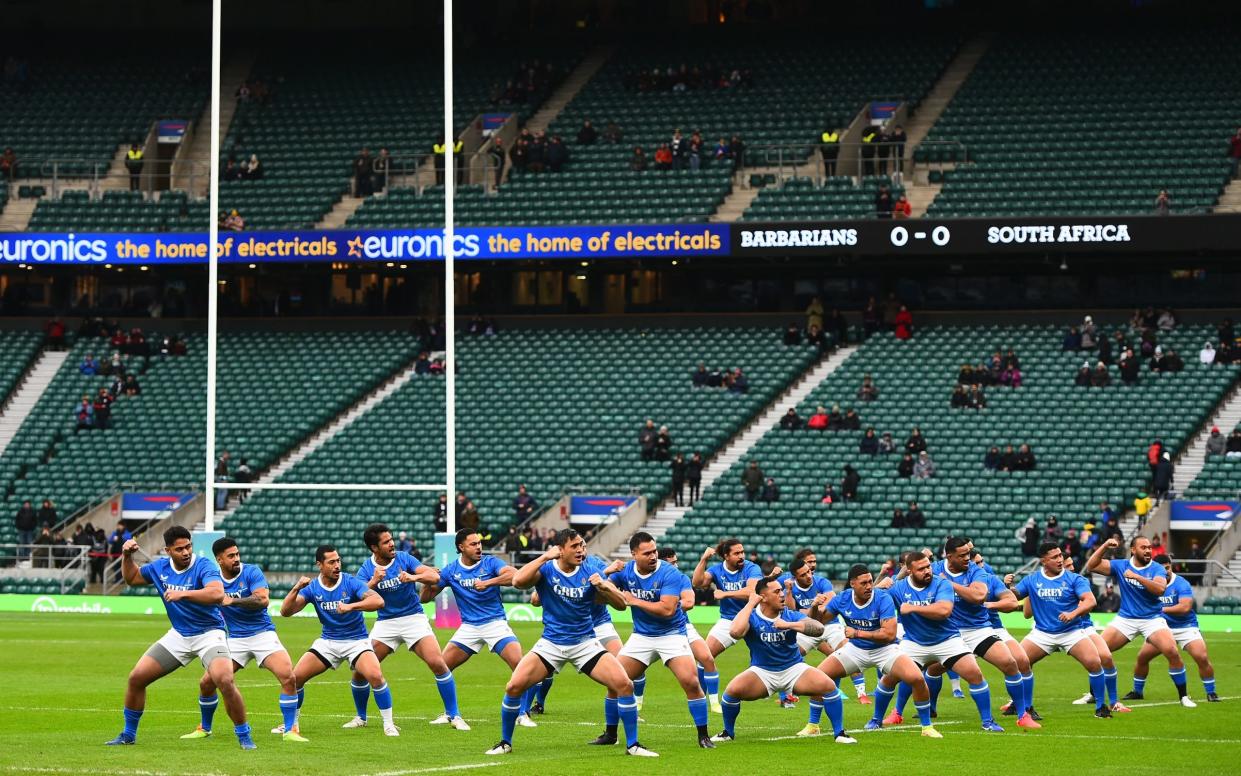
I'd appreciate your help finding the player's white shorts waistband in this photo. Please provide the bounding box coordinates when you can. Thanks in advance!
[1024,627,1089,655]
[899,636,972,667]
[227,630,286,668]
[371,612,434,651]
[531,637,607,675]
[707,618,739,650]
[309,637,374,670]
[1170,626,1204,650]
[1107,615,1171,642]
[743,663,815,698]
[684,622,704,644]
[593,622,621,645]
[833,642,901,676]
[620,632,693,666]
[450,619,518,655]
[959,626,1003,654]
[149,628,229,670]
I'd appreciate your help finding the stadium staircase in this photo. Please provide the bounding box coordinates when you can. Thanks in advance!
[176,52,255,199]
[1215,176,1241,213]
[608,345,859,560]
[903,34,991,177]
[0,197,38,231]
[0,339,57,456]
[521,45,617,136]
[1174,383,1241,496]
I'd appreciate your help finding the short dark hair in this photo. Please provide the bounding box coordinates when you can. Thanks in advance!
[945,536,970,554]
[903,551,925,568]
[363,523,391,551]
[757,574,781,594]
[163,525,191,547]
[1152,553,1171,566]
[791,557,808,574]
[847,563,871,582]
[629,531,655,551]
[793,547,816,561]
[657,547,677,560]
[554,528,580,547]
[212,537,237,557]
[1037,541,1060,557]
[315,544,337,562]
[717,538,742,557]
[455,528,478,551]
[1130,534,1146,547]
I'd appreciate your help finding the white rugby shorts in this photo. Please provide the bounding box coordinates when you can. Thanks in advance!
[1107,616,1171,643]
[1170,626,1205,651]
[1024,627,1089,655]
[743,663,816,697]
[370,613,435,651]
[620,632,693,666]
[899,636,971,667]
[309,637,373,669]
[531,637,607,675]
[151,628,229,669]
[227,630,286,668]
[707,618,739,650]
[833,642,900,675]
[450,619,519,654]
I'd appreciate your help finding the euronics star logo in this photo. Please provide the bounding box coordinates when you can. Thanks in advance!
[347,236,363,257]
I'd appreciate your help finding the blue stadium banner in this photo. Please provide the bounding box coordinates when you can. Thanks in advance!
[1170,501,1238,531]
[157,120,188,144]
[0,225,729,265]
[121,492,194,519]
[570,495,638,524]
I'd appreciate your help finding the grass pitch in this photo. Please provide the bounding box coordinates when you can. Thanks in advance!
[0,613,1237,775]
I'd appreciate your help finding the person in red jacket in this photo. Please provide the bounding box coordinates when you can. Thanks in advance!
[892,194,912,218]
[894,305,913,340]
[1146,439,1163,481]
[806,405,829,430]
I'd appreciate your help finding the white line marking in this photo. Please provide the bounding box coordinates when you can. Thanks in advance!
[367,765,503,776]
[762,721,963,741]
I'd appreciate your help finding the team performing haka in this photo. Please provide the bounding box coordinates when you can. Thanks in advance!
[107,524,1220,752]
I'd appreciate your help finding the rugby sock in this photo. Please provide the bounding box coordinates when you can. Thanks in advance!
[1132,675,1147,695]
[1021,672,1035,710]
[278,693,299,732]
[122,707,143,740]
[926,673,944,712]
[851,673,867,696]
[1088,671,1107,710]
[1204,677,1217,695]
[296,687,305,709]
[519,685,537,715]
[894,680,912,714]
[603,696,619,737]
[350,680,370,721]
[1169,668,1188,698]
[233,722,252,744]
[704,670,720,703]
[1003,675,1025,716]
[373,683,394,726]
[633,675,647,704]
[871,683,895,723]
[808,700,823,724]
[535,677,554,705]
[721,693,741,736]
[500,694,521,743]
[823,689,845,736]
[968,681,993,723]
[435,672,460,718]
[688,696,709,736]
[198,694,218,732]
[948,670,962,694]
[914,699,933,728]
[697,664,706,690]
[1104,669,1119,704]
[617,694,639,748]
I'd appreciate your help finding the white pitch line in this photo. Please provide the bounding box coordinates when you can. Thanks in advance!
[1123,695,1235,708]
[367,764,504,776]
[762,721,963,741]
[1,768,225,776]
[944,729,1241,745]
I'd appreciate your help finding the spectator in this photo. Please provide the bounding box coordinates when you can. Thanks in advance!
[783,324,802,346]
[32,524,56,568]
[74,396,94,433]
[671,453,687,506]
[905,427,927,455]
[820,483,836,506]
[714,137,730,163]
[89,528,108,583]
[1229,429,1241,459]
[779,408,802,430]
[1186,539,1206,585]
[1134,490,1153,527]
[14,500,36,560]
[1043,515,1062,544]
[741,461,764,501]
[512,484,539,523]
[897,453,914,478]
[93,388,112,430]
[1102,515,1124,543]
[804,325,827,352]
[729,134,746,168]
[912,451,937,480]
[1200,341,1216,365]
[859,427,879,454]
[826,404,844,430]
[1147,438,1163,480]
[510,138,529,173]
[861,125,878,175]
[729,368,750,394]
[503,526,527,562]
[856,374,879,402]
[969,386,987,409]
[805,296,824,333]
[222,209,245,231]
[80,354,98,375]
[244,153,264,181]
[125,143,144,190]
[841,464,862,501]
[1096,583,1120,613]
[528,133,547,174]
[999,363,1023,388]
[1080,315,1098,349]
[603,121,623,144]
[104,351,125,377]
[44,317,67,350]
[1206,426,1226,457]
[1012,444,1037,471]
[460,501,481,533]
[655,425,672,461]
[877,431,896,454]
[434,494,448,533]
[905,501,926,528]
[1060,530,1082,568]
[820,126,840,176]
[1118,348,1140,385]
[984,446,1002,470]
[1097,335,1113,365]
[1154,189,1171,215]
[1091,362,1111,387]
[707,366,726,388]
[1230,126,1241,178]
[998,444,1017,472]
[1063,326,1082,352]
[806,405,829,430]
[654,143,673,171]
[232,458,253,503]
[396,531,414,554]
[892,194,912,219]
[354,147,374,195]
[122,374,141,396]
[891,125,908,175]
[1163,348,1185,372]
[691,362,709,387]
[0,146,16,181]
[546,136,569,173]
[687,452,704,504]
[861,297,880,338]
[688,131,703,170]
[577,119,597,145]
[638,419,657,460]
[893,305,913,340]
[826,308,848,346]
[669,129,686,169]
[629,146,648,171]
[1152,451,1173,505]
[890,508,906,529]
[874,185,893,218]
[760,477,780,503]
[1018,517,1039,556]
[950,385,970,409]
[108,520,131,557]
[840,408,860,430]
[1074,361,1092,386]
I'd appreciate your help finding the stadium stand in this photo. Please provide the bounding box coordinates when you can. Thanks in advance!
[923,30,1241,218]
[661,323,1239,580]
[1184,420,1241,499]
[741,175,906,221]
[26,190,209,232]
[347,35,958,227]
[0,331,42,408]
